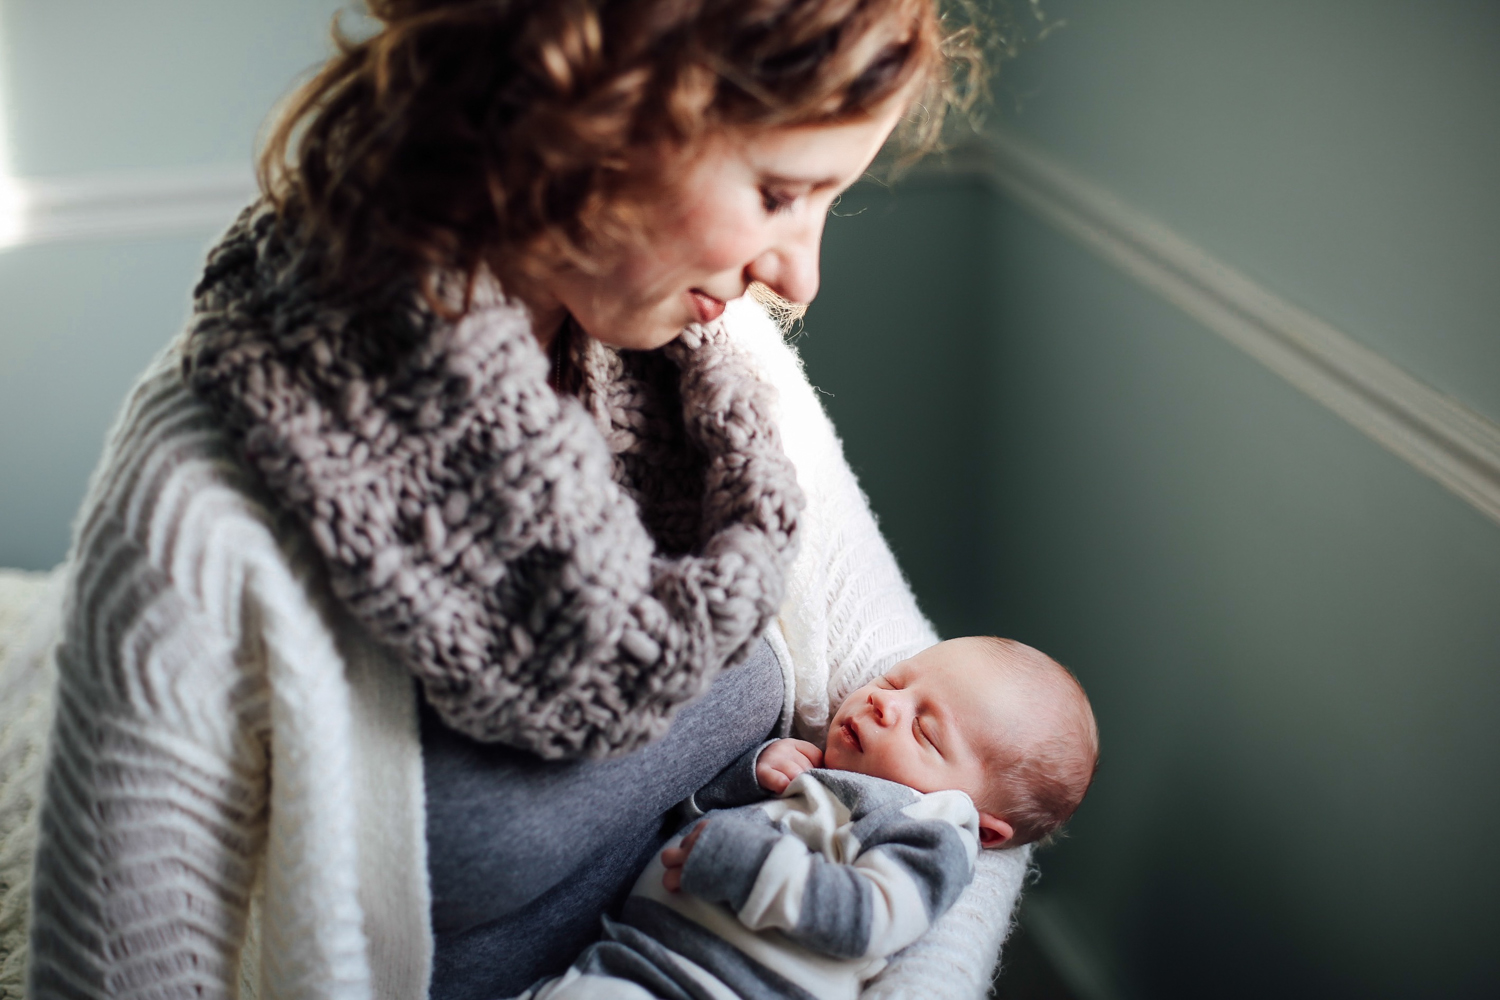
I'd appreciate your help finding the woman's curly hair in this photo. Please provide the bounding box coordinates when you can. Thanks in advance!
[259,0,988,312]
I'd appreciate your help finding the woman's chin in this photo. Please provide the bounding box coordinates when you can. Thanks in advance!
[579,315,686,352]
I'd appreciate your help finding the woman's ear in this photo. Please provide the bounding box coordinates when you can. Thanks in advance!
[977,812,1014,849]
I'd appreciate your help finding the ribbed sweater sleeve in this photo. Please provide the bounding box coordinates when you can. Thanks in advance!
[0,568,63,998]
[26,353,382,999]
[27,362,273,998]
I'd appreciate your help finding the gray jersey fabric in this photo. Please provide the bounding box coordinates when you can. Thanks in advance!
[423,637,785,1000]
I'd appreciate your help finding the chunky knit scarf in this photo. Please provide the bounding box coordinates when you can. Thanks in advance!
[182,206,803,759]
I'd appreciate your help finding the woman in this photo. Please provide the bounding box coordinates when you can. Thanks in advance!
[22,0,1030,996]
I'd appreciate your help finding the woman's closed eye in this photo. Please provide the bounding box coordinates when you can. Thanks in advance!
[760,187,797,215]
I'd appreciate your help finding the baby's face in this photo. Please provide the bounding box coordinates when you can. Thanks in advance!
[824,640,1015,803]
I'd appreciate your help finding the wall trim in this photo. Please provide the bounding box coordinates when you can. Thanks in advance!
[0,165,253,249]
[9,150,1500,528]
[948,131,1500,530]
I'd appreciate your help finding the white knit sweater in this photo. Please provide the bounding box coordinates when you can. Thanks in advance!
[3,296,1028,998]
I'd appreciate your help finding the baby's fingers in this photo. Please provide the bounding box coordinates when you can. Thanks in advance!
[659,820,704,890]
[756,765,793,794]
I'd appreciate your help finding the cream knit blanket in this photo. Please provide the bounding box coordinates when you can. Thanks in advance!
[0,569,61,999]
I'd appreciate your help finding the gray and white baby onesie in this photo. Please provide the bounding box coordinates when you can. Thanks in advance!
[520,752,982,1000]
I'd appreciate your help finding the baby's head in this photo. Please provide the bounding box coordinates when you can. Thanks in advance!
[824,636,1098,850]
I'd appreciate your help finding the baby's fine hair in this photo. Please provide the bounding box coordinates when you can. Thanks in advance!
[972,637,1099,847]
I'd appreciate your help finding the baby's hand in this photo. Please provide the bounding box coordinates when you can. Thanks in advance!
[661,820,705,893]
[755,738,823,794]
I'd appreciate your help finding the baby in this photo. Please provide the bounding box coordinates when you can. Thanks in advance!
[521,636,1099,1000]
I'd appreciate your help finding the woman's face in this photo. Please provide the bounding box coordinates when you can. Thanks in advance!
[537,103,906,350]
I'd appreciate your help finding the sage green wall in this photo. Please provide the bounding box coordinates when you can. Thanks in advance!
[0,237,217,570]
[982,200,1500,999]
[3,0,346,176]
[0,0,343,570]
[804,1,1500,997]
[799,176,997,638]
[993,0,1500,424]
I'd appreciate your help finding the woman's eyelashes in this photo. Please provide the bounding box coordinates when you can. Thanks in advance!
[759,186,797,215]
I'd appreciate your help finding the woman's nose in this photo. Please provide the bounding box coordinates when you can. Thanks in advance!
[746,218,823,305]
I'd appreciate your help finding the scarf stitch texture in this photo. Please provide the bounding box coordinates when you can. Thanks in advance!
[182,206,804,759]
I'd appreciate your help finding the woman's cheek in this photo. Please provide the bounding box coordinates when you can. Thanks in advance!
[680,200,766,275]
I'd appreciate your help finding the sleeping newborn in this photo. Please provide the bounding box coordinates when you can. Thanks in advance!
[520,636,1100,1000]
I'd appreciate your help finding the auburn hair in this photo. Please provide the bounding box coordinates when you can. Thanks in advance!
[258,0,986,313]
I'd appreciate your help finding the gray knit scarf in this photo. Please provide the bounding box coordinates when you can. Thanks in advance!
[183,206,803,759]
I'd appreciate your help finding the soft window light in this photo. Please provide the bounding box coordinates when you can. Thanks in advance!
[0,4,26,249]
[0,179,25,250]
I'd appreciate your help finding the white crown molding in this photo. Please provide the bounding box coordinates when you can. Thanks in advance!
[0,165,254,249]
[947,130,1500,530]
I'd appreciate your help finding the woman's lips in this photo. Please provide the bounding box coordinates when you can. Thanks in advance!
[688,289,726,324]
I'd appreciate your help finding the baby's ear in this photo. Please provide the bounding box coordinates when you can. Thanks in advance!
[977,812,1014,850]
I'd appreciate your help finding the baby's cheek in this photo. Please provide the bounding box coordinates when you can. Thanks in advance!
[854,748,921,789]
